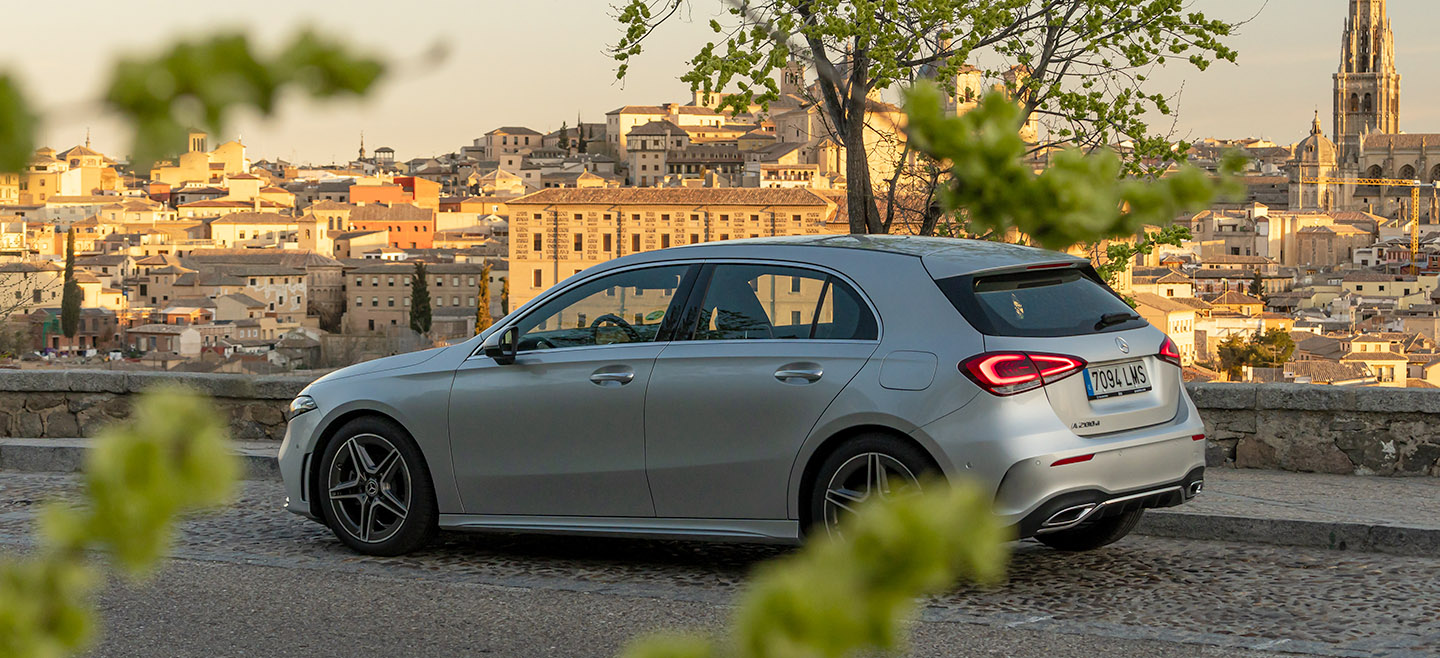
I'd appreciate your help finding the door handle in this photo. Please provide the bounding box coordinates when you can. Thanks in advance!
[589,370,635,386]
[774,366,823,383]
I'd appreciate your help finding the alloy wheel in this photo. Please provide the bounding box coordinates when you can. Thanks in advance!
[326,433,412,544]
[821,452,920,537]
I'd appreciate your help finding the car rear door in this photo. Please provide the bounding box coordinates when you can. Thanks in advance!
[643,261,882,520]
[934,266,1181,436]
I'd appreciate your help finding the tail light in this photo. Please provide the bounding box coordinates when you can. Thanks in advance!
[960,352,1087,396]
[1158,336,1182,368]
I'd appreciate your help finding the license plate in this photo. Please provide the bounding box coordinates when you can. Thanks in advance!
[1083,360,1151,400]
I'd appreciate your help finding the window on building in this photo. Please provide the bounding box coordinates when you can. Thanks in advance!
[603,234,613,251]
[533,269,543,287]
[632,234,641,252]
[372,297,379,307]
[661,235,671,248]
[720,234,729,241]
[720,214,729,221]
[574,234,583,251]
[354,296,363,307]
[533,233,543,251]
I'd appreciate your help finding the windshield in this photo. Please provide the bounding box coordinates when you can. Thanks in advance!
[935,268,1146,337]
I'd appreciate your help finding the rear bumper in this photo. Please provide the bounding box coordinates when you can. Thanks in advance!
[912,383,1207,535]
[1014,466,1204,538]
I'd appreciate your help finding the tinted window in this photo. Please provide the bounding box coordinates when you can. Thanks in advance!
[516,266,690,350]
[686,264,877,341]
[936,268,1144,337]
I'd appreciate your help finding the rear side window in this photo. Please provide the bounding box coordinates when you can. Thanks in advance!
[935,268,1144,337]
[684,264,878,341]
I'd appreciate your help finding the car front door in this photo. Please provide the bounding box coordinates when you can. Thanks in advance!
[644,262,882,520]
[449,264,697,517]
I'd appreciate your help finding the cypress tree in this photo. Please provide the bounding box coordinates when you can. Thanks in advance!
[409,261,432,335]
[474,262,492,335]
[60,228,81,339]
[500,276,510,316]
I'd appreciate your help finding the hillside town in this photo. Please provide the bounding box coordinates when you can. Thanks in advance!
[1,2,1438,387]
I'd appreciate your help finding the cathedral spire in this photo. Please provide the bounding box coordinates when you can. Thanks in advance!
[1334,0,1400,170]
[358,131,366,161]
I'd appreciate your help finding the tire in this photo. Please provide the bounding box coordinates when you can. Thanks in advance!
[1035,508,1144,551]
[804,433,937,539]
[316,416,437,556]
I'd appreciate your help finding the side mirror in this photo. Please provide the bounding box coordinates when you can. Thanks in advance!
[482,326,519,365]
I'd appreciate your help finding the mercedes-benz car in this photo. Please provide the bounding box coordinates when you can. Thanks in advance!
[278,235,1206,556]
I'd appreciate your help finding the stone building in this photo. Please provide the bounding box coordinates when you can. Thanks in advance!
[505,187,846,310]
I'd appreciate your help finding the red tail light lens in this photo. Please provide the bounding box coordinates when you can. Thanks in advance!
[961,352,1087,396]
[1158,337,1182,368]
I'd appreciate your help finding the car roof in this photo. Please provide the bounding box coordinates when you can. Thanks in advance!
[654,234,1086,278]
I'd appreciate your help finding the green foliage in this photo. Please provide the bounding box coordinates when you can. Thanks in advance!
[621,481,1010,658]
[0,75,36,174]
[1248,270,1263,298]
[475,262,493,335]
[558,121,570,150]
[60,230,80,340]
[0,326,29,358]
[1216,329,1295,380]
[500,276,510,316]
[612,0,1240,231]
[103,31,384,172]
[906,84,1238,251]
[1216,333,1248,381]
[1095,224,1192,289]
[0,388,239,657]
[409,261,432,335]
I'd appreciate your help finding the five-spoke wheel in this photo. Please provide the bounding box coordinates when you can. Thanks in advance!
[327,434,411,544]
[807,434,934,538]
[318,417,436,556]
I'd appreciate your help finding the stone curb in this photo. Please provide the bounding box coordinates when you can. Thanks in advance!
[1138,509,1440,559]
[0,438,280,481]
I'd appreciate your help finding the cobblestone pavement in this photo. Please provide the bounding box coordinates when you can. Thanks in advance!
[2,473,1437,657]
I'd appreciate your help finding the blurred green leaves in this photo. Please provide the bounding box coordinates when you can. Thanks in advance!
[905,83,1240,252]
[622,481,1011,658]
[0,75,37,173]
[104,30,384,172]
[0,387,240,657]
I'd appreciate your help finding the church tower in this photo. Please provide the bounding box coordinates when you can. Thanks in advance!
[1334,0,1400,172]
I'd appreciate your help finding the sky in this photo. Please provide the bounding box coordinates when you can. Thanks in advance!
[9,0,1440,164]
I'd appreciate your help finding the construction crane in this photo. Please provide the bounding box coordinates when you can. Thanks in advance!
[1301,176,1436,274]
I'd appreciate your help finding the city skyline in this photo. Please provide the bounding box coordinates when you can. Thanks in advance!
[12,0,1440,163]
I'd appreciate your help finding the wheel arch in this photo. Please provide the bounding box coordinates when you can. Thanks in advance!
[789,422,948,527]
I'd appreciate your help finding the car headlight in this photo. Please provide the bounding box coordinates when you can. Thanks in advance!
[288,395,318,420]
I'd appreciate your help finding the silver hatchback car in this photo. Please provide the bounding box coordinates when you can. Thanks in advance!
[279,235,1206,556]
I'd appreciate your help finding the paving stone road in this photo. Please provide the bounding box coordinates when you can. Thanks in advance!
[1,473,1437,657]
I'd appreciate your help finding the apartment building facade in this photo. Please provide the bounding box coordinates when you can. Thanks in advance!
[505,187,843,310]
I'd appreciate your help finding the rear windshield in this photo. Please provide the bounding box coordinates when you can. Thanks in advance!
[935,268,1146,337]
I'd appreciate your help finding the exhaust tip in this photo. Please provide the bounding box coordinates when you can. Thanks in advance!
[1187,480,1204,498]
[1041,503,1097,529]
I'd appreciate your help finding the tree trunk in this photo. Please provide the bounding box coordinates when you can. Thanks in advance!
[842,47,883,235]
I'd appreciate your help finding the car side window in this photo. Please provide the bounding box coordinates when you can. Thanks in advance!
[687,264,877,341]
[515,266,690,351]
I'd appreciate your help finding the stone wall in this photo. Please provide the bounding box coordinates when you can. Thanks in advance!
[1190,383,1440,477]
[0,370,315,441]
[2,372,1437,476]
